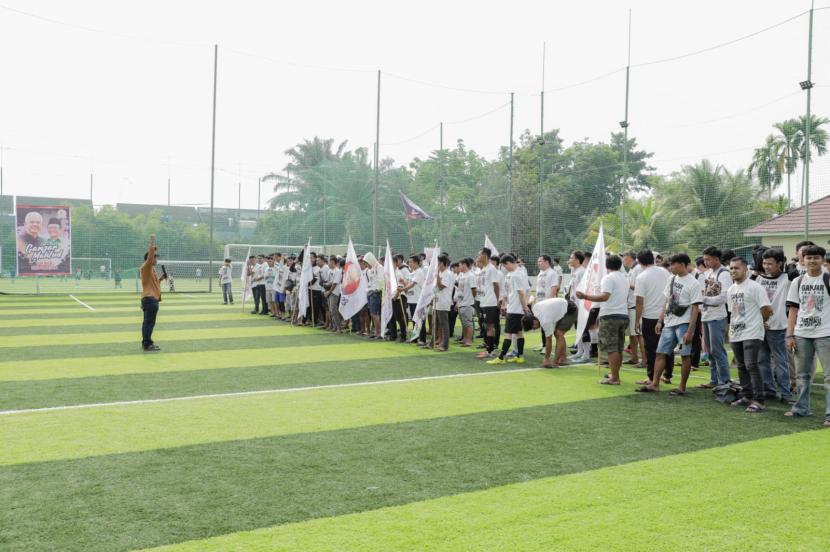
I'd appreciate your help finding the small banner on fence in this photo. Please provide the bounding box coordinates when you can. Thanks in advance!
[16,204,72,276]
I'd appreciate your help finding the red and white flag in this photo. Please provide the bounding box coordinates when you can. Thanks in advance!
[575,224,606,340]
[339,238,368,320]
[240,246,252,307]
[380,240,398,332]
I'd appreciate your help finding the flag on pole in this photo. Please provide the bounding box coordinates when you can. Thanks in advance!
[399,191,433,220]
[240,246,252,307]
[339,238,368,320]
[484,234,500,257]
[380,240,398,332]
[412,245,439,338]
[575,224,607,341]
[297,239,313,317]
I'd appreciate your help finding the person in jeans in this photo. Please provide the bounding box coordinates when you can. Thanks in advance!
[488,254,529,364]
[698,246,733,388]
[434,254,455,352]
[219,258,233,304]
[785,244,830,427]
[726,257,772,413]
[757,248,793,403]
[576,254,629,384]
[638,253,702,394]
[634,249,671,384]
[139,234,165,352]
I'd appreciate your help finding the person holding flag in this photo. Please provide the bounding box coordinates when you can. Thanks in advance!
[412,246,440,345]
[338,238,368,330]
[574,226,607,362]
[380,241,399,340]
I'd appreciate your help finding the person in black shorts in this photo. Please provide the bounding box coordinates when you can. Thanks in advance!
[487,254,530,365]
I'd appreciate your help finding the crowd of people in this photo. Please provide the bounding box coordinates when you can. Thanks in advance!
[201,240,829,427]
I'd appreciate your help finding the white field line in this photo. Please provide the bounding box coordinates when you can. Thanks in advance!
[0,367,541,416]
[68,295,95,311]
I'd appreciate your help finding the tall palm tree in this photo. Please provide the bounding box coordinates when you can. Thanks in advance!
[794,114,828,206]
[748,135,782,200]
[772,119,801,204]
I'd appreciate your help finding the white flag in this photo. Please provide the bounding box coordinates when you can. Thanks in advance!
[484,234,500,258]
[412,245,440,336]
[240,246,252,306]
[297,239,313,318]
[339,238,368,320]
[575,224,607,341]
[380,240,398,332]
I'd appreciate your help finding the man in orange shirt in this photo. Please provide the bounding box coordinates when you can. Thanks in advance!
[140,234,165,352]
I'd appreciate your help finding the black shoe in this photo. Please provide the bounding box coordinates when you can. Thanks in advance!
[143,344,160,352]
[223,302,228,305]
[250,310,258,314]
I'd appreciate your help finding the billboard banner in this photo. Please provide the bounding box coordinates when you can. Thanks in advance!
[16,204,72,276]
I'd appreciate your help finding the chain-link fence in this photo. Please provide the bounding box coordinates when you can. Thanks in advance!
[2,5,830,294]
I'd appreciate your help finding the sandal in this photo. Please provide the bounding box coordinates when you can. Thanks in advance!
[745,402,766,413]
[635,385,659,393]
[635,379,651,385]
[661,377,672,384]
[730,398,751,407]
[784,411,808,418]
[599,378,621,385]
[695,383,715,389]
[668,388,686,396]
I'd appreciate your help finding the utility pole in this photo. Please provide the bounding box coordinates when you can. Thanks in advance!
[208,44,218,293]
[439,121,444,247]
[373,70,381,254]
[538,42,545,258]
[508,92,514,252]
[620,9,632,251]
[802,1,815,238]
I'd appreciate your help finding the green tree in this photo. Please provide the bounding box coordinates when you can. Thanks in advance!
[747,134,782,199]
[772,118,801,203]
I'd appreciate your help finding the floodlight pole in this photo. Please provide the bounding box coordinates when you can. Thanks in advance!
[373,70,381,255]
[439,121,444,247]
[0,145,4,198]
[803,1,814,239]
[538,42,545,259]
[620,9,632,251]
[208,44,218,293]
[508,92,514,253]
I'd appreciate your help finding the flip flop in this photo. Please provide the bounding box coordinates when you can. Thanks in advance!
[599,378,621,385]
[635,379,651,385]
[635,386,659,393]
[695,383,714,389]
[668,388,686,396]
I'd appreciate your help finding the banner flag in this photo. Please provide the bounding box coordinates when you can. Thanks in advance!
[240,246,252,306]
[484,234,499,258]
[380,240,398,332]
[15,204,71,276]
[575,224,607,341]
[297,239,313,317]
[412,245,440,338]
[399,191,433,220]
[339,238,368,320]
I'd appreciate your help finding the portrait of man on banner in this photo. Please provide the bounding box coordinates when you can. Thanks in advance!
[16,204,72,276]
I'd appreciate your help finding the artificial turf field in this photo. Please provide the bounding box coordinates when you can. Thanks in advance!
[1,292,828,552]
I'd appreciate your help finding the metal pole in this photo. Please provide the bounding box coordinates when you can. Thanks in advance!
[322,166,327,250]
[439,121,444,247]
[508,92,514,253]
[538,42,545,258]
[0,145,4,198]
[167,177,171,206]
[804,1,814,239]
[257,177,261,219]
[621,9,632,251]
[373,70,381,254]
[208,44,218,293]
[90,172,93,206]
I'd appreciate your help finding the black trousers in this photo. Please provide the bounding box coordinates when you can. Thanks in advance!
[642,318,659,380]
[389,296,408,339]
[690,318,703,368]
[253,285,267,313]
[312,290,325,324]
[141,296,159,348]
[448,306,458,337]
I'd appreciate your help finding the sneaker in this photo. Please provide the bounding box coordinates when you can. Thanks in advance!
[507,356,526,364]
[505,350,517,359]
[486,357,506,365]
[572,355,590,364]
[143,344,160,352]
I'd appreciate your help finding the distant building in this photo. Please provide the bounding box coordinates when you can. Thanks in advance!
[744,195,830,258]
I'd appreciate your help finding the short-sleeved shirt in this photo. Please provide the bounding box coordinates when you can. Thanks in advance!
[436,269,456,311]
[536,268,554,300]
[635,266,671,319]
[455,271,475,308]
[626,264,643,308]
[330,267,342,295]
[532,297,568,336]
[568,266,585,302]
[506,269,530,315]
[663,273,702,328]
[219,265,232,284]
[700,267,732,322]
[263,266,276,291]
[786,273,830,338]
[727,278,770,342]
[479,264,500,307]
[599,271,630,317]
[756,273,789,331]
[406,267,424,303]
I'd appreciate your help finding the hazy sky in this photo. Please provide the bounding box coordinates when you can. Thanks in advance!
[0,0,828,210]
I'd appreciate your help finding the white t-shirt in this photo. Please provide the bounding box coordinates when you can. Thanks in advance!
[365,265,377,291]
[787,272,830,338]
[310,265,322,291]
[700,266,732,322]
[506,269,530,315]
[496,269,506,303]
[517,265,532,291]
[568,266,585,302]
[275,264,288,293]
[663,273,702,328]
[727,278,770,342]
[406,267,423,303]
[263,265,276,291]
[455,271,475,308]
[532,297,568,336]
[599,271,630,317]
[330,266,342,295]
[635,265,671,319]
[219,265,232,284]
[756,273,789,331]
[626,263,643,308]
[536,267,554,300]
[479,264,499,307]
[436,269,456,311]
[253,262,265,285]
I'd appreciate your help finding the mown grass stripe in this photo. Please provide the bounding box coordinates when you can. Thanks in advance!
[0,341,425,382]
[0,303,231,319]
[0,296,224,309]
[0,312,254,328]
[143,429,830,552]
[0,392,811,552]
[0,325,318,348]
[0,318,270,336]
[0,353,520,411]
[0,369,599,465]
